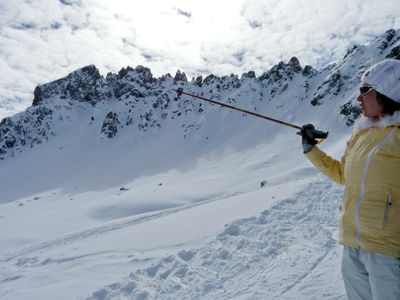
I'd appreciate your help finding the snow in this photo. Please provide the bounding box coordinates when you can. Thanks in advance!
[0,130,347,299]
[2,28,398,300]
[0,87,345,298]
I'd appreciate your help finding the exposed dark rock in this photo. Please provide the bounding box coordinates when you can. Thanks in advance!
[221,74,241,89]
[31,65,111,107]
[118,66,135,79]
[33,106,53,120]
[33,86,43,106]
[159,74,173,83]
[260,180,268,188]
[203,74,220,85]
[174,70,187,82]
[378,29,396,51]
[113,66,155,99]
[0,117,13,133]
[311,70,343,105]
[343,45,358,60]
[386,46,400,60]
[288,57,302,73]
[193,76,202,87]
[340,102,362,126]
[259,58,302,83]
[4,135,16,148]
[134,65,154,84]
[241,71,256,79]
[101,112,120,138]
[192,76,202,87]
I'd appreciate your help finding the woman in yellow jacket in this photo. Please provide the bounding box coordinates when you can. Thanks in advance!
[299,59,400,300]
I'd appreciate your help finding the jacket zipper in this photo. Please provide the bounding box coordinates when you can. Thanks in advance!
[383,191,392,230]
[354,127,399,247]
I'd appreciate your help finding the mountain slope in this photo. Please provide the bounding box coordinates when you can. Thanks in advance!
[0,28,399,299]
[0,29,398,203]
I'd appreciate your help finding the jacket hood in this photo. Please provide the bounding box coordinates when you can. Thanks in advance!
[353,110,400,132]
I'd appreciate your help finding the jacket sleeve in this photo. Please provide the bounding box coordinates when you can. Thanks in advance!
[305,144,348,186]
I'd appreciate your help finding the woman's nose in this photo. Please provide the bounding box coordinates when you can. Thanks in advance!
[357,95,363,102]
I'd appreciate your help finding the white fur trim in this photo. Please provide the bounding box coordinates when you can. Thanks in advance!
[353,110,400,132]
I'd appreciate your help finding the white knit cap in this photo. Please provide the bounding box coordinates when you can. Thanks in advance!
[361,59,400,103]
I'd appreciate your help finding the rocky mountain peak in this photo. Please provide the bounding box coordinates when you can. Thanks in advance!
[116,65,155,85]
[241,71,256,79]
[174,70,187,82]
[1,29,400,161]
[288,57,302,73]
[33,64,109,107]
[258,56,304,83]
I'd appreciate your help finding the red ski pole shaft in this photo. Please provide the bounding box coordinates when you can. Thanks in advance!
[176,89,301,130]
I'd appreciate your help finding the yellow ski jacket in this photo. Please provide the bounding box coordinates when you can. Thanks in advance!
[305,115,400,257]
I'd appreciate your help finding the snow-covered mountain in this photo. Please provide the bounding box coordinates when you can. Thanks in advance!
[1,28,398,164]
[0,29,399,299]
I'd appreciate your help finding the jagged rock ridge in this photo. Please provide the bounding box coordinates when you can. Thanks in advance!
[0,29,399,160]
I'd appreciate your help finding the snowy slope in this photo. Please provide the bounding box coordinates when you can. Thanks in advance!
[0,29,399,299]
[1,139,345,299]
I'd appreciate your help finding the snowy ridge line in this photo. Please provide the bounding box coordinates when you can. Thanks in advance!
[0,189,252,264]
[86,176,345,299]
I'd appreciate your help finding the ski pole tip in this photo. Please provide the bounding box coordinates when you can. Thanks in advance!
[176,88,183,97]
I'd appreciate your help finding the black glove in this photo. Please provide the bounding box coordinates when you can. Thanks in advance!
[297,124,328,153]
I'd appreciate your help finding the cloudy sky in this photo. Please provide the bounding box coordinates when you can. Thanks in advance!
[0,0,400,119]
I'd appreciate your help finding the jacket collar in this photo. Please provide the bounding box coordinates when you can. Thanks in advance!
[353,110,400,132]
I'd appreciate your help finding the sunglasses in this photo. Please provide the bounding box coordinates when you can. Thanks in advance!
[359,85,374,96]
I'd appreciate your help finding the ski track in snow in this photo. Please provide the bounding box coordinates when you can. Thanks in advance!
[85,177,346,300]
[0,191,247,265]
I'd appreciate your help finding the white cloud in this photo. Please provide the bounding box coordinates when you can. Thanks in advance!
[0,0,400,119]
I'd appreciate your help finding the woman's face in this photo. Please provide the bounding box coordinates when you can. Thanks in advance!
[357,86,383,118]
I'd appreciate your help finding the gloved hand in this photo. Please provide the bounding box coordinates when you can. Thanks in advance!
[297,124,329,153]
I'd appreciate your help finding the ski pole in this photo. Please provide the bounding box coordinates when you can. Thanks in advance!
[176,88,327,144]
[176,88,301,130]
